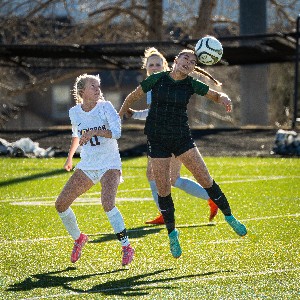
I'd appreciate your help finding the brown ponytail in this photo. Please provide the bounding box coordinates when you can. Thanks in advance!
[194,66,222,86]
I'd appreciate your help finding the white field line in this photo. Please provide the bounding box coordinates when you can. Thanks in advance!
[1,174,298,204]
[21,267,300,300]
[0,195,153,204]
[0,196,57,203]
[9,197,153,206]
[184,175,300,184]
[0,189,152,203]
[3,213,300,245]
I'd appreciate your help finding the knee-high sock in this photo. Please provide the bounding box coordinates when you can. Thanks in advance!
[58,207,81,240]
[204,180,231,216]
[106,206,129,247]
[149,180,160,210]
[158,194,175,234]
[174,177,209,200]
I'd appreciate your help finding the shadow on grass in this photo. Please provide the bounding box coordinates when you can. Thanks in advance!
[0,169,66,187]
[89,223,216,244]
[6,266,232,297]
[69,269,227,297]
[6,267,124,292]
[89,226,163,244]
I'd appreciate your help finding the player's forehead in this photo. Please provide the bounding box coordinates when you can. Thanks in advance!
[147,55,163,65]
[85,78,100,87]
[179,52,197,61]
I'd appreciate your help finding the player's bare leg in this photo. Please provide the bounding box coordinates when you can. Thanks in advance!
[177,147,212,188]
[170,155,218,222]
[55,169,93,263]
[179,147,247,236]
[145,157,165,225]
[101,169,134,266]
[56,169,94,213]
[100,169,120,212]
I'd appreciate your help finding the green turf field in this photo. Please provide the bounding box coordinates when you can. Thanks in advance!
[0,156,299,299]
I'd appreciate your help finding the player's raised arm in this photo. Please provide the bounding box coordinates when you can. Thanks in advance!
[205,89,232,112]
[118,85,145,118]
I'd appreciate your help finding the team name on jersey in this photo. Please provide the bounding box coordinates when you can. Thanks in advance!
[78,125,107,136]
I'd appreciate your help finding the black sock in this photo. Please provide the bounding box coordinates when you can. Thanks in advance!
[158,193,175,234]
[205,180,232,216]
[116,229,128,244]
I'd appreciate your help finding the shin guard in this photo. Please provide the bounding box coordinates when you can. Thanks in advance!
[158,194,175,234]
[205,180,232,216]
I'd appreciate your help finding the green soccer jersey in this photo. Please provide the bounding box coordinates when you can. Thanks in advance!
[140,71,209,139]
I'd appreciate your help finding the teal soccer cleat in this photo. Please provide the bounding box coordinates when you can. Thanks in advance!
[168,229,182,258]
[225,215,247,236]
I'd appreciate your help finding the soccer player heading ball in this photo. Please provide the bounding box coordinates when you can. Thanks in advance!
[125,47,221,225]
[119,49,247,259]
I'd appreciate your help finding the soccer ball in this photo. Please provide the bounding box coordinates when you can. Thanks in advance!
[194,36,223,65]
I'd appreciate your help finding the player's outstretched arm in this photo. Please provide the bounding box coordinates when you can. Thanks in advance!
[205,89,232,112]
[64,137,79,171]
[119,86,145,118]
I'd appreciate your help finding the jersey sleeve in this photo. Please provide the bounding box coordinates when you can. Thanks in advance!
[68,107,78,137]
[103,101,121,139]
[71,124,78,137]
[146,91,152,105]
[191,78,210,96]
[140,72,166,93]
[132,109,149,120]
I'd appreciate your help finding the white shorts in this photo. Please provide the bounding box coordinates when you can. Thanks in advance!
[81,168,122,184]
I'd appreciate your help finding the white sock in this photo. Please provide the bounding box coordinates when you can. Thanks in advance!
[58,207,81,240]
[106,207,129,247]
[174,177,209,200]
[149,180,160,210]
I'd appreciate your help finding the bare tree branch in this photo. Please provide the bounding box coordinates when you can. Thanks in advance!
[6,69,96,98]
[269,0,296,25]
[193,0,217,38]
[25,0,61,19]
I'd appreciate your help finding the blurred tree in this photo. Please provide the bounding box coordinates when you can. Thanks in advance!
[0,0,299,128]
[193,0,217,37]
[148,0,163,40]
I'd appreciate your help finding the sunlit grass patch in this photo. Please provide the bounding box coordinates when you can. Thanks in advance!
[0,156,299,299]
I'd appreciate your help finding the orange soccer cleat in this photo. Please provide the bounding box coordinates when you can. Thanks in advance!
[145,213,165,225]
[208,199,219,222]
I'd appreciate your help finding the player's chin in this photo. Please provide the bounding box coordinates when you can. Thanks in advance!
[180,67,190,76]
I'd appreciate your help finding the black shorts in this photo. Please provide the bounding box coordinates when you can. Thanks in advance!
[147,136,196,158]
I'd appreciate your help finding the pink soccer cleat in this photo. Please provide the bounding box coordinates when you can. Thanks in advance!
[71,233,88,263]
[121,244,135,266]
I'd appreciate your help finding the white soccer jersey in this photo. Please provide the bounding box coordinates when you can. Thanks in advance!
[69,101,122,170]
